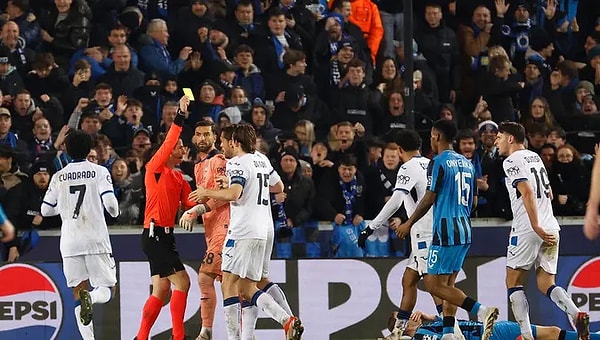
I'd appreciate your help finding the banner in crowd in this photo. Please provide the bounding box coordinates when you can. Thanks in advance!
[1,256,599,340]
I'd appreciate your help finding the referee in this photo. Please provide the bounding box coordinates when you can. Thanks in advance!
[135,96,196,340]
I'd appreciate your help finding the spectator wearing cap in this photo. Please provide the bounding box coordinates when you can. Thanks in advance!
[313,14,347,72]
[170,0,214,55]
[327,0,371,61]
[4,0,41,50]
[525,27,555,80]
[579,45,600,94]
[415,2,460,104]
[196,20,234,64]
[213,61,237,99]
[247,103,281,142]
[133,72,164,127]
[0,45,24,99]
[272,146,317,258]
[0,20,36,78]
[343,0,382,66]
[315,37,356,100]
[316,153,366,257]
[330,58,377,134]
[574,81,595,114]
[252,7,303,80]
[232,44,265,102]
[0,106,28,164]
[188,80,225,126]
[138,19,192,78]
[97,45,145,98]
[37,0,92,69]
[19,161,61,230]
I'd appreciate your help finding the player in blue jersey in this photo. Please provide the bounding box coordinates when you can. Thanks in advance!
[395,120,499,340]
[392,310,600,340]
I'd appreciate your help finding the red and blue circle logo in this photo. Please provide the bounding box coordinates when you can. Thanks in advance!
[0,263,64,339]
[567,257,600,332]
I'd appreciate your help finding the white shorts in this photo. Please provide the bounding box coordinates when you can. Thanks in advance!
[506,231,560,274]
[407,239,429,276]
[221,238,266,282]
[262,227,274,278]
[63,253,117,288]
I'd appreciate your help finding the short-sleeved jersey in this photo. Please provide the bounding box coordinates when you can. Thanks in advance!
[227,152,281,240]
[143,124,196,228]
[0,204,6,225]
[503,149,560,234]
[194,150,230,241]
[428,150,475,246]
[42,160,115,257]
[394,156,433,238]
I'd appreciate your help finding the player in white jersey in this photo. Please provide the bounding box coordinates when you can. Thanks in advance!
[358,130,443,340]
[189,124,303,340]
[41,130,120,340]
[495,122,589,340]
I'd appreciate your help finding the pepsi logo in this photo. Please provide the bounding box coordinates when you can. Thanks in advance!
[0,264,63,340]
[567,257,600,332]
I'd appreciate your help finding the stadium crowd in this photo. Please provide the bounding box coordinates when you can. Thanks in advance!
[0,0,599,260]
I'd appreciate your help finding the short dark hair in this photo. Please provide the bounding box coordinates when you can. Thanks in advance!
[557,60,578,80]
[232,124,256,153]
[94,82,113,94]
[456,129,477,143]
[267,6,285,20]
[234,44,254,56]
[432,119,458,142]
[489,55,510,73]
[347,58,365,70]
[338,154,357,167]
[221,124,236,140]
[394,129,422,152]
[526,122,548,137]
[499,121,526,143]
[74,59,91,72]
[541,143,557,152]
[66,130,94,160]
[32,52,54,70]
[282,49,306,67]
[126,98,143,108]
[194,120,216,134]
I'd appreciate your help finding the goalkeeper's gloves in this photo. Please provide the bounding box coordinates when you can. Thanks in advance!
[179,204,207,231]
[357,225,375,249]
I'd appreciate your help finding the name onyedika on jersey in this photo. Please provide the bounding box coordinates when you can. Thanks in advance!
[58,170,97,182]
[445,159,473,168]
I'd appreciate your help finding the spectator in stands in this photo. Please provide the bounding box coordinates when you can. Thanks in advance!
[522,96,557,132]
[526,122,549,154]
[60,59,94,119]
[525,27,555,80]
[345,0,382,66]
[4,0,41,50]
[20,161,61,231]
[0,45,24,99]
[0,143,28,240]
[24,52,69,99]
[247,102,280,142]
[170,0,213,55]
[162,76,180,103]
[371,57,403,106]
[267,49,314,105]
[0,106,28,164]
[298,159,312,178]
[547,127,567,148]
[138,18,192,78]
[327,120,368,173]
[11,89,63,141]
[364,143,401,220]
[94,133,116,169]
[97,45,145,98]
[0,20,35,78]
[178,51,210,96]
[188,80,224,125]
[552,144,589,216]
[518,58,547,115]
[416,2,460,104]
[110,158,143,225]
[233,44,264,102]
[309,140,334,186]
[101,25,140,69]
[480,54,524,122]
[316,153,366,257]
[580,46,600,94]
[28,117,56,163]
[475,120,505,218]
[229,0,262,49]
[272,0,317,54]
[271,82,320,133]
[38,0,92,69]
[328,0,371,63]
[294,119,315,157]
[213,61,237,99]
[157,101,192,141]
[196,21,234,64]
[315,38,356,101]
[375,91,409,135]
[540,143,557,171]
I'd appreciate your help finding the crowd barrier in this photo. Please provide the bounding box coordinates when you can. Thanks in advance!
[1,219,599,340]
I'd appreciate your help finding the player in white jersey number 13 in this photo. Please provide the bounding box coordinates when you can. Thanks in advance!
[495,122,589,340]
[189,124,303,340]
[41,130,120,340]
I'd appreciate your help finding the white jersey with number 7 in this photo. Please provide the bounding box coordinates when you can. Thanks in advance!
[41,160,119,257]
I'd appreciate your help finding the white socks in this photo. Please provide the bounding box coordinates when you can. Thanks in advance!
[264,283,293,316]
[89,287,111,304]
[253,291,290,326]
[74,304,95,340]
[509,288,533,339]
[241,303,258,340]
[223,303,241,340]
[548,285,580,319]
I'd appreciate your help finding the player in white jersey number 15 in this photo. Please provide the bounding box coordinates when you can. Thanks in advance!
[189,124,303,340]
[41,130,120,340]
[495,122,589,340]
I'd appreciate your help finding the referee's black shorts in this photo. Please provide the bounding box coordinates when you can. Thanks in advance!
[141,227,185,278]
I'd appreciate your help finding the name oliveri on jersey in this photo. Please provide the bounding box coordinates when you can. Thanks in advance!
[57,170,97,182]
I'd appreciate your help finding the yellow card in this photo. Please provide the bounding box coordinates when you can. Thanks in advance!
[183,88,195,101]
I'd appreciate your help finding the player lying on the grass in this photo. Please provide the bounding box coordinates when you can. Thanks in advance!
[387,311,596,340]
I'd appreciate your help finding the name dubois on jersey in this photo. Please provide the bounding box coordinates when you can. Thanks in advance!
[58,170,97,182]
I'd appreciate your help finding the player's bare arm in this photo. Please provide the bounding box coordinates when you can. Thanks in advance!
[584,143,600,240]
[516,181,556,245]
[396,190,437,239]
[190,183,243,202]
[0,219,15,243]
[269,181,284,194]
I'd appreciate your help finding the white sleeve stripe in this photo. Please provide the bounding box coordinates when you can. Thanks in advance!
[42,200,57,207]
[100,190,114,197]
